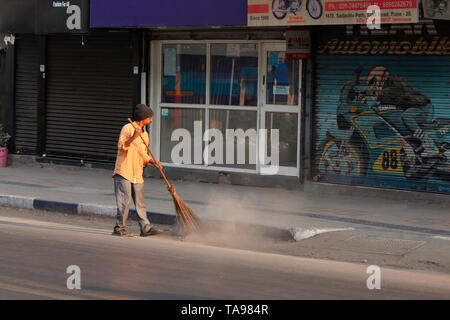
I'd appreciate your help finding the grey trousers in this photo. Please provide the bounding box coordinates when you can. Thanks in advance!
[114,175,151,232]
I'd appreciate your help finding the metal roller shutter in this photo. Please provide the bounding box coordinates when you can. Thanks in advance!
[15,35,39,153]
[46,33,134,162]
[313,23,450,193]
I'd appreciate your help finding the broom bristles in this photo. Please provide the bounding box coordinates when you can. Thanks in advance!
[171,192,202,234]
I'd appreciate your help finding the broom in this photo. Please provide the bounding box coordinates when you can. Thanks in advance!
[128,118,202,234]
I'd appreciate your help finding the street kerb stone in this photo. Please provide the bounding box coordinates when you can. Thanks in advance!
[128,209,177,225]
[0,195,34,209]
[33,200,79,215]
[78,204,116,217]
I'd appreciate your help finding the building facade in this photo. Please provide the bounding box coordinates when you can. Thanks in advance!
[1,0,448,193]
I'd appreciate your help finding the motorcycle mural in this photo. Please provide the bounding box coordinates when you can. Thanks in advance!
[317,65,450,191]
[272,0,323,20]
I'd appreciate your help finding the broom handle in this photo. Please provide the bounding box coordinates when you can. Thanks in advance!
[127,118,172,189]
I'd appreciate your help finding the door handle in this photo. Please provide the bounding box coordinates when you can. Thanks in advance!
[263,75,265,86]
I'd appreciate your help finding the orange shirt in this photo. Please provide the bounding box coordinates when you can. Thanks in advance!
[113,123,152,184]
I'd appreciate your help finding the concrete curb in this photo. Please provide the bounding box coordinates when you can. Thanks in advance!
[0,195,35,209]
[304,182,450,207]
[0,194,294,241]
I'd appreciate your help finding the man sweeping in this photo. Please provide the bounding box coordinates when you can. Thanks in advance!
[112,104,164,237]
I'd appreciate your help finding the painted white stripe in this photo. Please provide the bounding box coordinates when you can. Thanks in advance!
[289,227,355,241]
[0,195,34,209]
[432,236,450,241]
[78,204,116,217]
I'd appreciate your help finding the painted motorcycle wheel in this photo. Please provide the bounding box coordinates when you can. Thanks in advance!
[307,0,323,19]
[318,139,363,176]
[272,0,288,20]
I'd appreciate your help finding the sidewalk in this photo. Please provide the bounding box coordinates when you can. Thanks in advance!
[1,162,449,237]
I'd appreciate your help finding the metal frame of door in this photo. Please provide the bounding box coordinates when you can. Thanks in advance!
[260,42,302,177]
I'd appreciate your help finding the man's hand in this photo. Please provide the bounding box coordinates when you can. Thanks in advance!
[168,185,176,195]
[133,125,143,138]
[149,159,163,171]
[124,123,143,148]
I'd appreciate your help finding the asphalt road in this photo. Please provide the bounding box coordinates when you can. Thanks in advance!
[0,214,449,300]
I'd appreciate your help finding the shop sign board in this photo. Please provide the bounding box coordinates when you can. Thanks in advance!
[248,0,419,26]
[286,27,311,60]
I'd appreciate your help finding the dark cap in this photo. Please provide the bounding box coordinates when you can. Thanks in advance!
[133,104,154,121]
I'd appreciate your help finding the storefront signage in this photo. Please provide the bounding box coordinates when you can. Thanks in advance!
[423,0,450,20]
[248,0,419,26]
[52,1,71,7]
[317,35,450,55]
[286,28,311,60]
[316,21,450,55]
[273,85,290,95]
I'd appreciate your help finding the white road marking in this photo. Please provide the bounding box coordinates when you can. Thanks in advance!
[432,236,450,241]
[289,227,355,241]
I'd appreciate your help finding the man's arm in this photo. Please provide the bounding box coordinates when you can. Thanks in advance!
[143,157,163,170]
[136,132,163,170]
[118,124,143,151]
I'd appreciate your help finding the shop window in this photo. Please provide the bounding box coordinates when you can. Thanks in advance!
[209,109,257,169]
[160,108,205,164]
[266,52,299,106]
[210,44,258,106]
[162,44,206,104]
[265,112,298,167]
[158,42,300,174]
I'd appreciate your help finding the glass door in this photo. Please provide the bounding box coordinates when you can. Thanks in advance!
[260,43,301,176]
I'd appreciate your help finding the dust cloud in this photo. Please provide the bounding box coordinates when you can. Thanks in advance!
[180,194,294,248]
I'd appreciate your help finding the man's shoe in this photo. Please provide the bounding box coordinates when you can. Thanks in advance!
[112,226,134,237]
[140,226,164,237]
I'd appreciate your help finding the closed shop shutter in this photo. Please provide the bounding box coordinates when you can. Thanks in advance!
[46,33,134,162]
[15,35,39,153]
[313,22,450,193]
